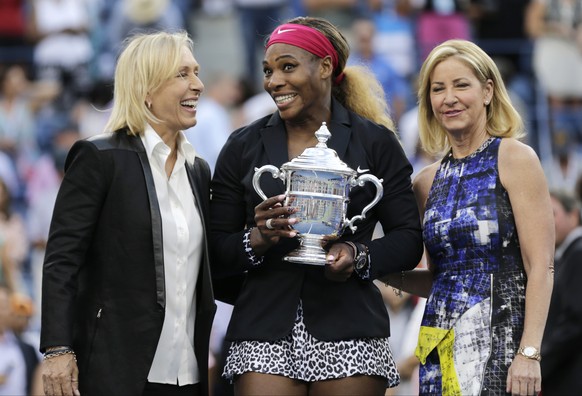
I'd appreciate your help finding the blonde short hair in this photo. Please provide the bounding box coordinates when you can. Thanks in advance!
[104,30,194,136]
[417,39,525,155]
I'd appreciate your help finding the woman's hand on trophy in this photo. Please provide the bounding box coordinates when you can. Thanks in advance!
[324,243,355,282]
[251,194,299,255]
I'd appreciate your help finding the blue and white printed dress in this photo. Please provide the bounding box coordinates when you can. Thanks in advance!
[416,137,526,395]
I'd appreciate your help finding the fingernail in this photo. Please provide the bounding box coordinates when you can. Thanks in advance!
[290,232,297,237]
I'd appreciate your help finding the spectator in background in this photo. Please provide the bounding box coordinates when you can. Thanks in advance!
[9,292,39,355]
[28,0,94,109]
[232,0,288,93]
[366,0,417,81]
[348,17,410,124]
[543,142,582,193]
[413,0,472,63]
[0,244,16,294]
[0,284,41,396]
[98,0,185,81]
[0,64,57,204]
[469,0,533,78]
[541,189,582,395]
[70,79,113,140]
[0,177,29,294]
[298,0,368,30]
[233,90,277,130]
[0,0,33,64]
[469,0,537,153]
[185,73,243,174]
[526,0,582,183]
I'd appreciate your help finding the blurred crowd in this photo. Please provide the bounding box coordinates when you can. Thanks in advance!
[1,0,582,395]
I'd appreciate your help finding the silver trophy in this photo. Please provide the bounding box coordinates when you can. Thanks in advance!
[252,122,384,265]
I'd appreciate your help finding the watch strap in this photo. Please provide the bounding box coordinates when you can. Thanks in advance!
[517,346,541,361]
[343,241,370,279]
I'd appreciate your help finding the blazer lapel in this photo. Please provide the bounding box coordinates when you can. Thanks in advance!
[260,114,288,168]
[185,159,216,313]
[326,98,352,160]
[185,158,209,229]
[131,135,165,310]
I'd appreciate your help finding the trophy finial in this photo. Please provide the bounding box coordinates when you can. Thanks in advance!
[315,122,331,148]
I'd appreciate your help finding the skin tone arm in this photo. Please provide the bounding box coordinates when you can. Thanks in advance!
[499,138,554,396]
[380,161,439,298]
[42,349,80,396]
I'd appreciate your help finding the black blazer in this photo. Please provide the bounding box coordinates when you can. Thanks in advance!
[40,131,216,396]
[210,99,423,342]
[541,231,582,394]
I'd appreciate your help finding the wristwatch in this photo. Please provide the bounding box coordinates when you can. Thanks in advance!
[517,346,541,361]
[345,241,369,271]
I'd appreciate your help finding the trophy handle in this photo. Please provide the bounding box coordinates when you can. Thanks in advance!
[252,165,285,200]
[345,174,384,232]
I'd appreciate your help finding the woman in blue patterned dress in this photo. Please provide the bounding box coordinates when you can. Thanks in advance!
[383,39,554,395]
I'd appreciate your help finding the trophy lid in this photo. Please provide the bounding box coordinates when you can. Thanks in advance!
[281,122,355,175]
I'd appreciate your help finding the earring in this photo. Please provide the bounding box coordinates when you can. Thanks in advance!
[146,101,152,109]
[484,101,489,105]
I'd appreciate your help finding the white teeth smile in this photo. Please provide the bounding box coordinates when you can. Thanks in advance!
[274,94,296,104]
[181,100,197,108]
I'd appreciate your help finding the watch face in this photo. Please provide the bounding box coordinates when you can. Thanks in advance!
[523,347,536,357]
[355,255,366,270]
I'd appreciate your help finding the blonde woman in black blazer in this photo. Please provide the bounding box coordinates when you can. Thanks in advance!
[210,17,423,396]
[40,31,216,396]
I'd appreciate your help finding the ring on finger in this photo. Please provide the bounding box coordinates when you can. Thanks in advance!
[266,218,275,230]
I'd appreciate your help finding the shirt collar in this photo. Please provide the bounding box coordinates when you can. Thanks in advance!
[140,124,197,165]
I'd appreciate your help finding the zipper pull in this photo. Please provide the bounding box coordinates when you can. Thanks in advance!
[97,308,102,318]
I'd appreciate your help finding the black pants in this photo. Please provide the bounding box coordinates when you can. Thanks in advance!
[143,381,200,396]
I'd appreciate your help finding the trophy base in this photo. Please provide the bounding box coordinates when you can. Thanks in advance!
[283,235,330,266]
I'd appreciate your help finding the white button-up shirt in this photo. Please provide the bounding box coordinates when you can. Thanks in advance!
[141,126,203,385]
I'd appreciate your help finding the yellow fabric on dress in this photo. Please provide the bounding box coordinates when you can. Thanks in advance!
[415,326,462,396]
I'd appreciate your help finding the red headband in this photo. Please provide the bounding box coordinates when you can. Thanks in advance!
[266,23,345,85]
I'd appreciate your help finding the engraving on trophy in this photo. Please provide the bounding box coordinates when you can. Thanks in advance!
[286,170,347,237]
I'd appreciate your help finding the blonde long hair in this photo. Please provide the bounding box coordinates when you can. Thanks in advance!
[417,39,525,155]
[104,30,194,136]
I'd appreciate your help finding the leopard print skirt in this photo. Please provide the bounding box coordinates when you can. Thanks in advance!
[222,301,400,387]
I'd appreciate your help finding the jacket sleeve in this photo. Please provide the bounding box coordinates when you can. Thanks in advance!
[209,133,253,280]
[40,140,109,352]
[363,128,424,279]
